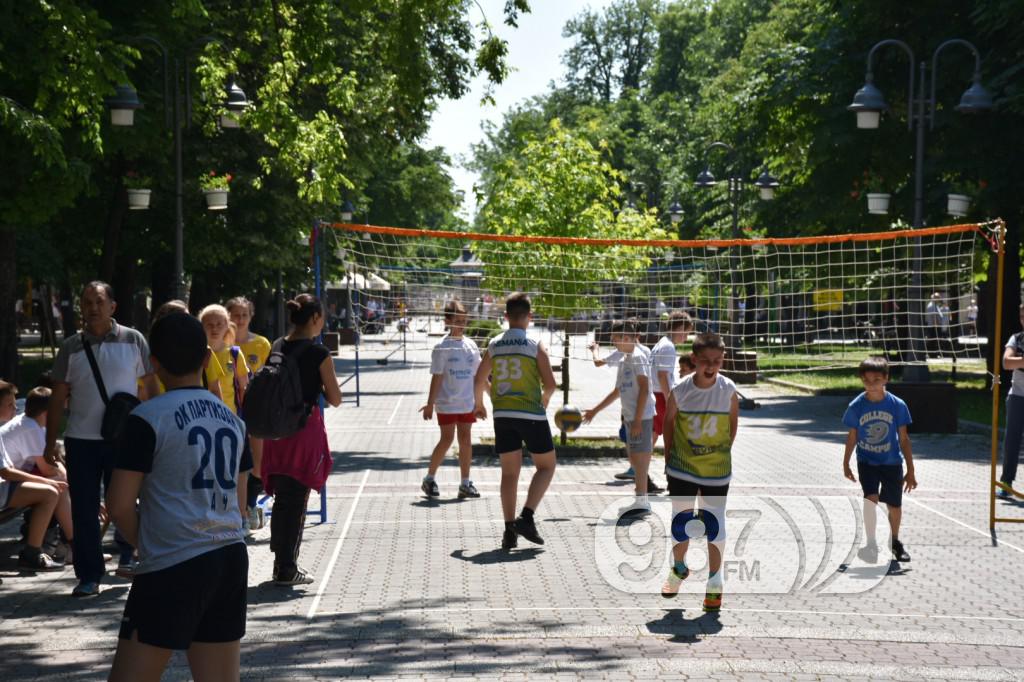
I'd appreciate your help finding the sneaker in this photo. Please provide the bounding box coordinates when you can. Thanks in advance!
[247,506,262,531]
[702,589,723,612]
[614,467,636,480]
[71,581,101,598]
[458,481,481,499]
[501,528,518,550]
[857,543,878,564]
[18,547,64,571]
[115,560,138,579]
[891,539,911,562]
[513,515,544,545]
[621,497,651,517]
[996,484,1012,500]
[274,569,314,586]
[421,478,439,497]
[661,566,689,598]
[646,478,664,495]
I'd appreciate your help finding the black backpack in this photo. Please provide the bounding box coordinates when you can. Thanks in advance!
[243,339,312,439]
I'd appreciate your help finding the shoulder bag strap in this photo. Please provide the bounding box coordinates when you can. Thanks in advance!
[80,334,110,406]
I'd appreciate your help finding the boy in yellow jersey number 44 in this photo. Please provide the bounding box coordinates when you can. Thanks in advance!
[661,332,738,612]
[474,293,558,551]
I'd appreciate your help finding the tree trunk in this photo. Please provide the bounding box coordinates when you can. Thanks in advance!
[0,227,18,383]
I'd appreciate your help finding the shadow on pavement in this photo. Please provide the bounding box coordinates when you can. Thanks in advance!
[645,608,723,642]
[450,547,544,564]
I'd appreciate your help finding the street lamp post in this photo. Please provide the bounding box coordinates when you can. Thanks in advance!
[847,38,993,382]
[106,36,249,302]
[694,141,779,347]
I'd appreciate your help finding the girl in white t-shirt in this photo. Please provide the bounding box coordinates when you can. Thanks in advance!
[419,301,482,499]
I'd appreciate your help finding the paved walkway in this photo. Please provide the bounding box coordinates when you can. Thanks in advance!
[3,326,1024,680]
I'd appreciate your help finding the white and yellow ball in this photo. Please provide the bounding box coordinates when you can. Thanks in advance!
[553,405,583,433]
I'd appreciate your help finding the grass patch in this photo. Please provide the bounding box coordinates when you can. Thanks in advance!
[764,366,1002,428]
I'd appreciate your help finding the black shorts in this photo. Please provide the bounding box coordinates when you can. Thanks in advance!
[119,543,248,650]
[494,417,555,456]
[667,477,730,499]
[857,461,904,507]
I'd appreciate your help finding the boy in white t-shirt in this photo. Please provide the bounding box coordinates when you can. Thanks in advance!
[419,300,482,499]
[650,311,693,447]
[583,319,657,513]
[0,386,74,557]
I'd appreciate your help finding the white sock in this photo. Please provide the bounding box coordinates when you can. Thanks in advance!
[423,474,434,482]
[707,570,723,589]
[462,479,471,486]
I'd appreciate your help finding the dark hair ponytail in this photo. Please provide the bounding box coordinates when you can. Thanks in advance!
[287,293,323,326]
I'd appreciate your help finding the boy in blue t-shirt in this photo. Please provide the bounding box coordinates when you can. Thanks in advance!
[842,356,917,563]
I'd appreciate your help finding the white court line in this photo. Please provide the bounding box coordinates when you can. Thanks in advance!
[316,604,1024,623]
[904,496,1024,555]
[386,395,404,425]
[306,468,370,619]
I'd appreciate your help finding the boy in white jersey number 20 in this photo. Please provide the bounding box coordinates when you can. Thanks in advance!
[108,313,252,682]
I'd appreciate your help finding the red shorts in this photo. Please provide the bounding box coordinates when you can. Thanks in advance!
[438,412,476,425]
[653,392,667,436]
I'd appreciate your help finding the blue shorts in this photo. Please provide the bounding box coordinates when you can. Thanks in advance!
[858,461,904,507]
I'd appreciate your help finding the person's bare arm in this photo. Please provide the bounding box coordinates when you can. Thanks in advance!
[236,472,249,522]
[419,374,443,420]
[474,352,492,419]
[729,392,739,444]
[537,344,557,409]
[319,356,342,407]
[43,382,70,465]
[1003,347,1024,370]
[657,370,672,399]
[843,428,858,482]
[107,470,144,548]
[632,374,650,437]
[899,426,917,491]
[589,342,607,367]
[0,466,65,491]
[140,374,160,401]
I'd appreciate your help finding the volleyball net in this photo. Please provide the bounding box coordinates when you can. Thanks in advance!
[319,220,1001,375]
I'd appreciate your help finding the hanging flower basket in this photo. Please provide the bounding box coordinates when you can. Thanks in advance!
[203,189,229,210]
[947,193,970,218]
[126,189,151,210]
[866,193,891,215]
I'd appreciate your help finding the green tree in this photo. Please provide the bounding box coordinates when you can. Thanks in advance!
[478,119,666,318]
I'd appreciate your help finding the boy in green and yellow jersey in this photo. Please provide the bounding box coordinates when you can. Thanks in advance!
[474,293,557,551]
[661,332,738,612]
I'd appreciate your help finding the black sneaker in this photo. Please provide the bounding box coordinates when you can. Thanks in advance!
[514,515,544,545]
[646,478,664,495]
[421,478,439,497]
[891,539,911,562]
[501,528,518,550]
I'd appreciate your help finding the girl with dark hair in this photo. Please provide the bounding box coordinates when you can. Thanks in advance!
[261,294,342,585]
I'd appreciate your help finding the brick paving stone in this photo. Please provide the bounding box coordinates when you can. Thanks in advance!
[3,327,1024,679]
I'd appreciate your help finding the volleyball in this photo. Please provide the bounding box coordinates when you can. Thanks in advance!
[554,405,583,433]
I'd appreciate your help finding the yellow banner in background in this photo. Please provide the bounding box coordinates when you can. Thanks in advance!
[813,288,843,312]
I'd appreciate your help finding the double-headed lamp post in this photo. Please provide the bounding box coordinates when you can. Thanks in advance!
[105,36,250,302]
[694,141,779,349]
[847,38,992,382]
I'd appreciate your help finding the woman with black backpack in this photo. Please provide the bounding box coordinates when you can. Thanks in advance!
[260,294,342,585]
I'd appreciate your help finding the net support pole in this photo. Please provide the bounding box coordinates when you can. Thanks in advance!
[990,220,1007,530]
